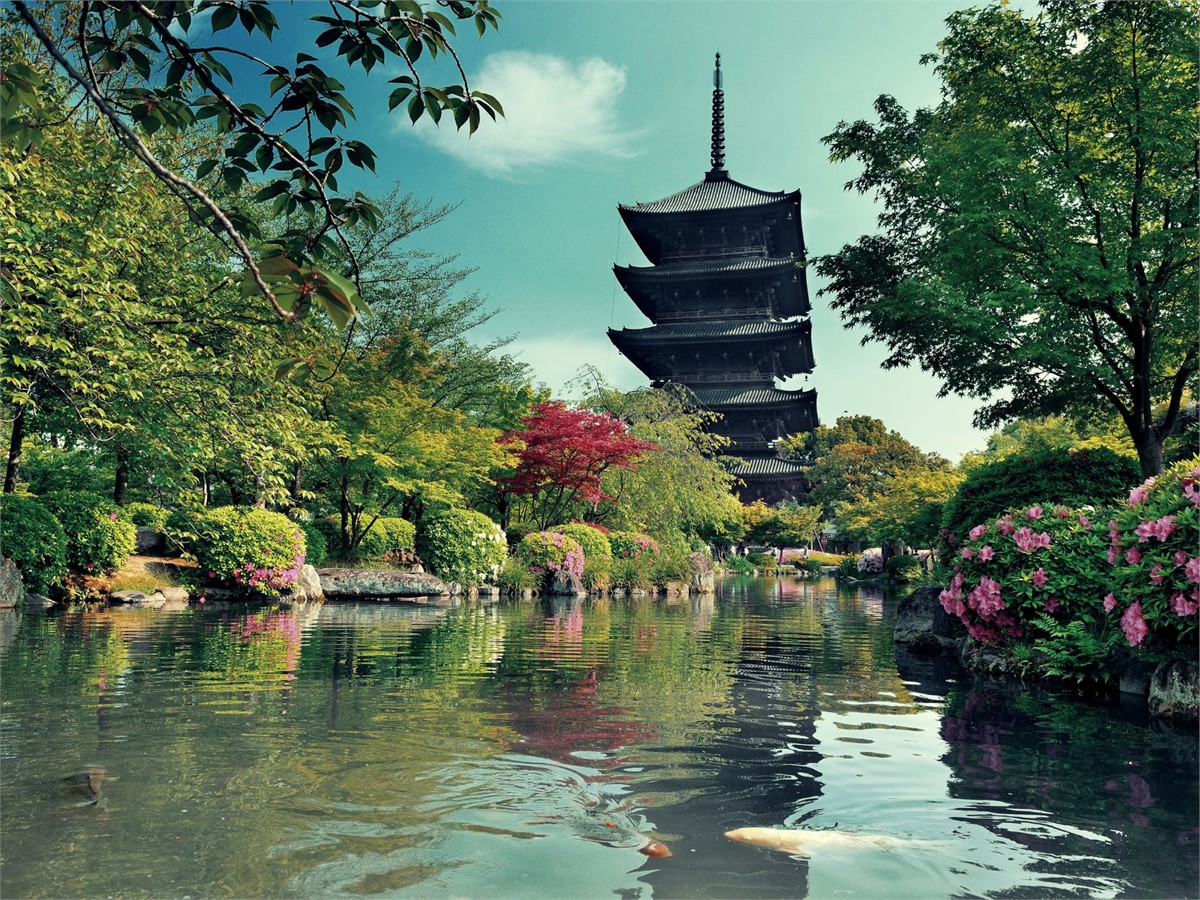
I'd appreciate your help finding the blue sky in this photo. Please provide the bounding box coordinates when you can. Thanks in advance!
[339,1,993,461]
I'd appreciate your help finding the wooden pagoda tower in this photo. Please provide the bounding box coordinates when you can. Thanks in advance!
[608,54,817,503]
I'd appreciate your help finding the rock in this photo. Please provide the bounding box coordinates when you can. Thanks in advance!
[24,592,56,610]
[1148,661,1199,725]
[157,586,189,604]
[549,569,586,596]
[316,567,447,600]
[1119,659,1157,697]
[893,586,966,653]
[110,590,147,605]
[0,556,24,608]
[691,572,715,594]
[282,564,324,603]
[661,580,689,596]
[134,527,165,555]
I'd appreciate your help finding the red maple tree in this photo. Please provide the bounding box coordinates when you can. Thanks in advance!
[498,401,658,528]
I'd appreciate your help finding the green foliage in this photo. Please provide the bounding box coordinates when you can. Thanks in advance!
[1104,458,1200,654]
[841,467,964,549]
[297,522,328,568]
[650,550,693,585]
[1033,617,1124,686]
[836,557,859,578]
[5,2,506,321]
[416,509,506,586]
[190,507,306,598]
[817,1,1198,475]
[806,551,847,567]
[885,554,923,583]
[722,555,755,576]
[12,438,109,495]
[942,448,1140,545]
[609,531,660,561]
[39,490,135,575]
[497,554,538,591]
[356,516,417,559]
[551,523,611,562]
[0,493,66,593]
[122,502,168,530]
[611,555,654,591]
[742,500,822,547]
[747,552,777,573]
[164,507,205,556]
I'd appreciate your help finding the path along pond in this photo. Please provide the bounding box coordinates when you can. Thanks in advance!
[1,576,1196,899]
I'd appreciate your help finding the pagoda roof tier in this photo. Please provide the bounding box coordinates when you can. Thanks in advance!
[619,173,796,216]
[608,319,813,381]
[689,385,817,410]
[728,457,808,478]
[613,256,810,321]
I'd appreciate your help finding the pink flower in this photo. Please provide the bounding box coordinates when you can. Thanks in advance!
[996,514,1015,536]
[1151,515,1177,542]
[1031,567,1048,587]
[1078,513,1092,530]
[1026,505,1044,520]
[1176,550,1190,566]
[1106,546,1120,565]
[1169,592,1199,616]
[1044,597,1060,612]
[1128,479,1154,508]
[1053,506,1071,518]
[1119,601,1149,647]
[109,511,119,521]
[969,524,989,541]
[1150,564,1165,586]
[1186,557,1200,585]
[978,545,995,562]
[1125,546,1142,565]
[961,547,975,560]
[1103,592,1118,613]
[1135,519,1157,543]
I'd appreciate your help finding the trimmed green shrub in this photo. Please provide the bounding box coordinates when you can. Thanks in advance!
[311,516,344,556]
[0,494,67,594]
[515,531,585,584]
[40,490,136,575]
[552,523,612,564]
[122,501,169,530]
[297,521,328,568]
[885,554,923,582]
[416,509,506,586]
[356,516,416,559]
[609,531,659,561]
[164,507,205,555]
[807,551,847,567]
[942,447,1140,548]
[723,555,755,576]
[1103,458,1199,655]
[191,506,306,597]
[747,552,776,573]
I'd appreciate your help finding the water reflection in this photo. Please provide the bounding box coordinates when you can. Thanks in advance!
[0,578,1195,899]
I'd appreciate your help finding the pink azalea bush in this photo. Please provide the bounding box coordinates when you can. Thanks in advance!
[608,531,660,561]
[939,503,1110,646]
[857,547,885,574]
[516,531,585,585]
[1102,458,1200,650]
[191,507,306,598]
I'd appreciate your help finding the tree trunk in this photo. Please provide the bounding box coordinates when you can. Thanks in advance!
[113,445,129,506]
[339,473,352,556]
[1134,431,1165,479]
[4,404,25,494]
[290,463,303,504]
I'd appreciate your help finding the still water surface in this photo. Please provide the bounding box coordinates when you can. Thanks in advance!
[1,576,1196,899]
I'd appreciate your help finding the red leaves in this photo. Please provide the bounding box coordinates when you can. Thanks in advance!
[498,402,658,513]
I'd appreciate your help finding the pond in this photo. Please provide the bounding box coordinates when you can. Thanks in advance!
[1,576,1196,899]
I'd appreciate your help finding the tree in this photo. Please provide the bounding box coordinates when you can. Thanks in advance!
[817,0,1198,477]
[838,467,963,550]
[499,401,658,530]
[2,1,504,321]
[742,501,822,549]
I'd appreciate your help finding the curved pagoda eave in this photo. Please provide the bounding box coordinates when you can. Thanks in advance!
[608,319,814,379]
[613,257,811,320]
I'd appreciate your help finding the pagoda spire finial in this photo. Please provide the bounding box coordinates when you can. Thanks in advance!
[708,52,727,179]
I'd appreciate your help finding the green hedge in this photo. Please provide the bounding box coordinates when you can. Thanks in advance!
[0,494,67,594]
[122,501,169,530]
[191,506,306,597]
[356,516,416,559]
[297,521,328,568]
[40,490,135,575]
[416,509,506,586]
[942,447,1140,547]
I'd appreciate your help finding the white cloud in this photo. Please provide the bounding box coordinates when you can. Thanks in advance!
[408,52,637,178]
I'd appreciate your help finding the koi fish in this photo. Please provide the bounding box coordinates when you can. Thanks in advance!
[724,827,934,856]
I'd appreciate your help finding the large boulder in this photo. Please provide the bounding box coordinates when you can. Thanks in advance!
[0,556,24,608]
[1148,661,1198,726]
[282,564,324,603]
[893,586,966,653]
[549,569,586,596]
[317,567,446,599]
[134,526,166,555]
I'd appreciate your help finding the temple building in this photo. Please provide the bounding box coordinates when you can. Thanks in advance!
[607,54,817,503]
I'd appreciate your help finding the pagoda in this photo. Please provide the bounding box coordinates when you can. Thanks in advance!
[608,54,817,503]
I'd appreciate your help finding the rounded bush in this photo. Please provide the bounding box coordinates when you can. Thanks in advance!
[551,523,612,565]
[191,506,306,597]
[885,554,923,582]
[609,531,660,561]
[356,516,416,559]
[516,531,585,585]
[297,521,328,568]
[0,494,67,594]
[857,548,884,574]
[416,509,506,586]
[942,447,1140,548]
[40,490,136,575]
[311,516,344,556]
[1103,458,1199,654]
[122,501,169,530]
[164,507,205,555]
